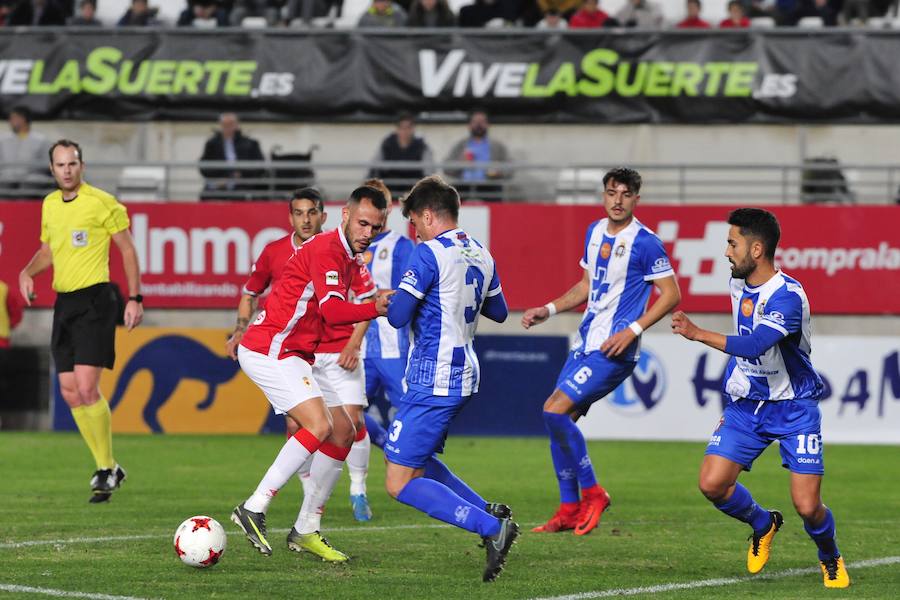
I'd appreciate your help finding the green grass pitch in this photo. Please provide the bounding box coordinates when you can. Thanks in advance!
[1,433,898,599]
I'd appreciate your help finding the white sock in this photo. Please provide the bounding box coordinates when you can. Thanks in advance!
[297,454,313,498]
[294,451,346,533]
[245,437,316,514]
[347,433,370,497]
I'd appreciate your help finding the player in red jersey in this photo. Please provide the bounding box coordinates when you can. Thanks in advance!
[231,186,391,561]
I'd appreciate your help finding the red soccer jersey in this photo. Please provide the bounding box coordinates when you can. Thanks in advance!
[242,233,299,310]
[240,228,377,362]
[317,255,376,353]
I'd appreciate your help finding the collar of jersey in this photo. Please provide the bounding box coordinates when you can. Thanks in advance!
[372,229,393,244]
[743,270,783,294]
[337,224,354,258]
[436,228,461,239]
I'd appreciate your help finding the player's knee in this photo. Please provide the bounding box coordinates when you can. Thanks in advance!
[384,478,404,499]
[793,498,822,522]
[75,385,100,405]
[60,386,80,407]
[305,419,333,442]
[698,475,729,503]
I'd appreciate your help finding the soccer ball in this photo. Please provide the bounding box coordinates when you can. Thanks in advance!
[173,516,227,568]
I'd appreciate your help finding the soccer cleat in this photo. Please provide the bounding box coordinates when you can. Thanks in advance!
[88,469,116,503]
[230,503,272,556]
[286,529,349,563]
[349,494,372,522]
[482,517,520,582]
[532,505,580,533]
[485,502,512,519]
[574,487,611,536]
[747,510,783,574]
[820,556,851,588]
[113,464,127,489]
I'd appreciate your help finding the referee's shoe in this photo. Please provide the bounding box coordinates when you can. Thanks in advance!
[89,464,127,504]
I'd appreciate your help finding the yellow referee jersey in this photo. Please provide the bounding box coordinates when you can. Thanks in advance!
[40,182,130,293]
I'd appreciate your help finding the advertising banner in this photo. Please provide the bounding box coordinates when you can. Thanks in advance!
[3,202,896,314]
[3,30,900,123]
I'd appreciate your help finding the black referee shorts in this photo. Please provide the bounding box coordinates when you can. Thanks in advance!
[51,283,118,373]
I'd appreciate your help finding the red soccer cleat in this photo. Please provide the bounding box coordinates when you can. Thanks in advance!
[532,504,580,533]
[574,486,611,536]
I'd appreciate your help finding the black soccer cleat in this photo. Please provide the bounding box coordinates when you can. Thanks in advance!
[482,517,520,583]
[88,469,116,503]
[113,464,127,489]
[231,503,273,556]
[485,502,512,519]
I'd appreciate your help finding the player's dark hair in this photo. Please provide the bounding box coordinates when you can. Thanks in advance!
[48,139,83,163]
[348,185,388,210]
[402,175,460,221]
[10,105,32,125]
[290,187,324,212]
[363,178,393,204]
[396,112,415,125]
[603,167,642,194]
[728,208,781,261]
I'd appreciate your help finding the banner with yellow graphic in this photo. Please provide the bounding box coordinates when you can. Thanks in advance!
[53,328,276,434]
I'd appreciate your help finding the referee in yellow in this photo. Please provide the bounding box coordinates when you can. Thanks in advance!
[19,139,143,504]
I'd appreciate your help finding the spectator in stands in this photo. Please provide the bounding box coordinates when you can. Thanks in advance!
[406,0,455,27]
[458,0,518,27]
[117,0,160,26]
[538,0,581,19]
[676,0,710,27]
[69,0,101,24]
[0,278,24,349]
[358,0,408,26]
[444,109,510,203]
[178,0,230,26]
[795,0,838,25]
[615,0,665,27]
[0,106,52,199]
[199,112,267,200]
[369,113,434,195]
[230,0,280,26]
[720,0,750,26]
[7,0,68,25]
[536,7,569,27]
[568,0,612,28]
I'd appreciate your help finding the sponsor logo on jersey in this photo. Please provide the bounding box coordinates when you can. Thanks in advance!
[71,230,88,247]
[325,270,339,285]
[401,269,418,286]
[763,310,786,326]
[600,242,612,259]
[651,257,671,273]
[741,298,754,317]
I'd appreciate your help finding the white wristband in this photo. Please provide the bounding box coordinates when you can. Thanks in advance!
[544,302,558,316]
[629,321,644,336]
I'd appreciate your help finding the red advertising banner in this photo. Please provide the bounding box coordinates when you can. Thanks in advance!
[1,202,897,314]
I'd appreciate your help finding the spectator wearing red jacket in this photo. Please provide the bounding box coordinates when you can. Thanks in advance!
[569,0,610,27]
[720,0,751,26]
[677,0,710,27]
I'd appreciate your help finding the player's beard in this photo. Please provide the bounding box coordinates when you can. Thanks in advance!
[730,254,756,279]
[344,223,371,254]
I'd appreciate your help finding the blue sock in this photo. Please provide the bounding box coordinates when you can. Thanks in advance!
[396,477,500,537]
[714,483,772,533]
[549,440,580,503]
[804,507,840,561]
[424,456,487,508]
[543,411,597,491]
[364,413,387,450]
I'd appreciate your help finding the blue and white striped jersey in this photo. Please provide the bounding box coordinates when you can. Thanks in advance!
[723,271,824,402]
[577,218,674,361]
[361,230,415,360]
[398,228,501,400]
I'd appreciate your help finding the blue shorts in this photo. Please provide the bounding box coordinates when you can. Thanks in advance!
[705,398,824,475]
[555,350,636,411]
[364,357,406,405]
[383,396,467,469]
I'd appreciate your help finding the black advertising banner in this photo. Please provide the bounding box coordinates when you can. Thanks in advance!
[0,29,896,123]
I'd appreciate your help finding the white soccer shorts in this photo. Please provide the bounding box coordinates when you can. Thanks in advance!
[313,352,368,408]
[238,345,324,415]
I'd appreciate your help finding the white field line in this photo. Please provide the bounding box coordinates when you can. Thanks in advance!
[526,556,900,600]
[0,583,159,600]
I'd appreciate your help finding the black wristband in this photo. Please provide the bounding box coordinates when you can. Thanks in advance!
[129,294,143,303]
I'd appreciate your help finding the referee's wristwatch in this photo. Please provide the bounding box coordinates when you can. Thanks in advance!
[129,294,144,304]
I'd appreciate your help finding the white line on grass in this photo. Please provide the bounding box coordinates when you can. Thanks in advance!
[0,583,159,600]
[526,556,900,600]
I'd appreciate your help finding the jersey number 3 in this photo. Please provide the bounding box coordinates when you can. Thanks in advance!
[464,266,485,324]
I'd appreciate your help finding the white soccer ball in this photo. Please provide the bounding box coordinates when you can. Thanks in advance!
[173,516,227,568]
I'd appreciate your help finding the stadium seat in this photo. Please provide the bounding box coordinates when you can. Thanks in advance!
[865,16,889,27]
[192,17,219,28]
[750,16,776,28]
[334,0,369,28]
[241,16,269,28]
[555,168,605,205]
[117,166,167,202]
[797,16,824,27]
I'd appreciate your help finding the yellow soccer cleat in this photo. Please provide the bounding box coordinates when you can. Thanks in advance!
[820,556,851,588]
[287,529,349,563]
[747,510,784,574]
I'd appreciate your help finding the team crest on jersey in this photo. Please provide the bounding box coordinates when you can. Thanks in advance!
[615,243,626,257]
[71,230,88,247]
[379,247,388,260]
[325,270,339,285]
[600,242,612,259]
[361,251,373,264]
[757,300,767,317]
[714,416,725,432]
[741,298,754,317]
[302,377,311,388]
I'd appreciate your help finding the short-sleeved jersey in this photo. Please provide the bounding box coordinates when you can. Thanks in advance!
[361,230,415,360]
[577,218,674,361]
[240,227,363,363]
[317,256,376,353]
[40,183,130,293]
[242,233,300,299]
[398,228,501,401]
[723,271,824,402]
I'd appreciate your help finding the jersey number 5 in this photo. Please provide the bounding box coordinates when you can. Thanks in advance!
[464,266,485,324]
